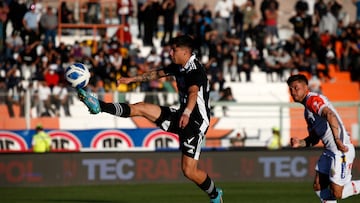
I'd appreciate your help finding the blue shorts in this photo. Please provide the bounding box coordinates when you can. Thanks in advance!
[316,145,355,186]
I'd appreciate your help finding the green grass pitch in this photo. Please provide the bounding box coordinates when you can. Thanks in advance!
[1,182,359,203]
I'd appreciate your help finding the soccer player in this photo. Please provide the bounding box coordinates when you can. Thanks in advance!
[77,35,223,203]
[287,74,360,203]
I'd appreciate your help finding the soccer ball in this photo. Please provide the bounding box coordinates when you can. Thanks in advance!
[65,63,90,89]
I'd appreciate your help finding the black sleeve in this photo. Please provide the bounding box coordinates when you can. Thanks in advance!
[163,63,179,76]
[304,135,320,147]
[186,68,204,87]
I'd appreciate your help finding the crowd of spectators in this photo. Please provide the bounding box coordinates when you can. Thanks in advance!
[0,0,359,118]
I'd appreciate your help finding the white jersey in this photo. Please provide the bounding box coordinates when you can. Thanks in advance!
[303,92,352,153]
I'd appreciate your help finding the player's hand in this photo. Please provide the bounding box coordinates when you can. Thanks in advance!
[335,139,349,152]
[179,114,189,129]
[118,77,134,85]
[290,137,301,148]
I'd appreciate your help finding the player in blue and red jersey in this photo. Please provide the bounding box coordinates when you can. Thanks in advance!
[288,74,360,203]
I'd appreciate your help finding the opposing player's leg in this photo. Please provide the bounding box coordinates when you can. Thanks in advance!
[330,145,360,199]
[314,171,336,202]
[341,180,360,199]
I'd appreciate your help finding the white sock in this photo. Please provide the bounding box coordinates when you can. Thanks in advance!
[315,189,337,203]
[342,180,360,199]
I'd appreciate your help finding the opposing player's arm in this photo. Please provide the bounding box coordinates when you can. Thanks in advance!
[321,106,348,152]
[291,134,320,148]
[118,69,167,84]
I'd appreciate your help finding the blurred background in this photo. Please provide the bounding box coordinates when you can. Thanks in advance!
[0,0,360,189]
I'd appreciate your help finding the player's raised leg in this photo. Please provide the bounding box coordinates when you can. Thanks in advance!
[77,88,100,114]
[77,88,161,122]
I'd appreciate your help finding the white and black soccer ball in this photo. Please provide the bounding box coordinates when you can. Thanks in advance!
[65,63,90,89]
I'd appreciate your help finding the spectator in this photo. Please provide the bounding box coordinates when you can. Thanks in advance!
[91,49,112,91]
[212,11,228,39]
[4,60,24,117]
[267,126,281,150]
[214,0,232,31]
[289,1,312,39]
[55,42,70,66]
[0,61,6,104]
[230,129,247,148]
[141,0,159,46]
[179,3,196,35]
[117,0,133,25]
[232,4,244,39]
[161,0,176,46]
[276,48,295,79]
[264,47,282,82]
[219,87,236,117]
[5,30,24,61]
[136,0,147,38]
[0,1,9,61]
[32,124,51,153]
[144,48,163,104]
[348,23,360,82]
[260,0,279,21]
[264,0,279,45]
[70,41,83,61]
[22,3,40,45]
[44,64,60,89]
[241,0,258,42]
[85,0,100,23]
[60,1,72,23]
[237,47,253,82]
[8,0,27,34]
[40,6,58,46]
[18,41,40,83]
[319,9,338,36]
[314,0,328,25]
[37,79,52,117]
[308,75,322,94]
[353,0,360,21]
[52,82,71,117]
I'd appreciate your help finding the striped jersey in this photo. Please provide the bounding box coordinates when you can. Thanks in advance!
[303,92,352,152]
[163,55,211,129]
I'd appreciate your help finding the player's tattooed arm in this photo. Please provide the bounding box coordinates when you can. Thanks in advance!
[321,107,348,152]
[135,69,166,82]
[119,69,167,84]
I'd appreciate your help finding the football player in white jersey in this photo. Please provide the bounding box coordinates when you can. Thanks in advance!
[287,74,360,202]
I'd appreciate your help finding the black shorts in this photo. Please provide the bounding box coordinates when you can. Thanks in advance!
[155,106,207,160]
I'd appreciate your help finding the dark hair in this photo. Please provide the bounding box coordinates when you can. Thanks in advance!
[170,35,194,52]
[286,74,308,85]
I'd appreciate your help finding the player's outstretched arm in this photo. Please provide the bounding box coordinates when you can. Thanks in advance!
[118,69,166,85]
[290,137,306,148]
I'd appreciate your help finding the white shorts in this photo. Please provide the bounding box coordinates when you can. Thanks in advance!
[315,145,355,186]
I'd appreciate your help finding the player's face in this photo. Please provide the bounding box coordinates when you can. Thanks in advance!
[288,80,308,102]
[169,46,185,65]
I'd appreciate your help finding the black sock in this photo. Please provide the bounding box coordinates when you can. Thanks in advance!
[197,175,218,199]
[99,101,131,117]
